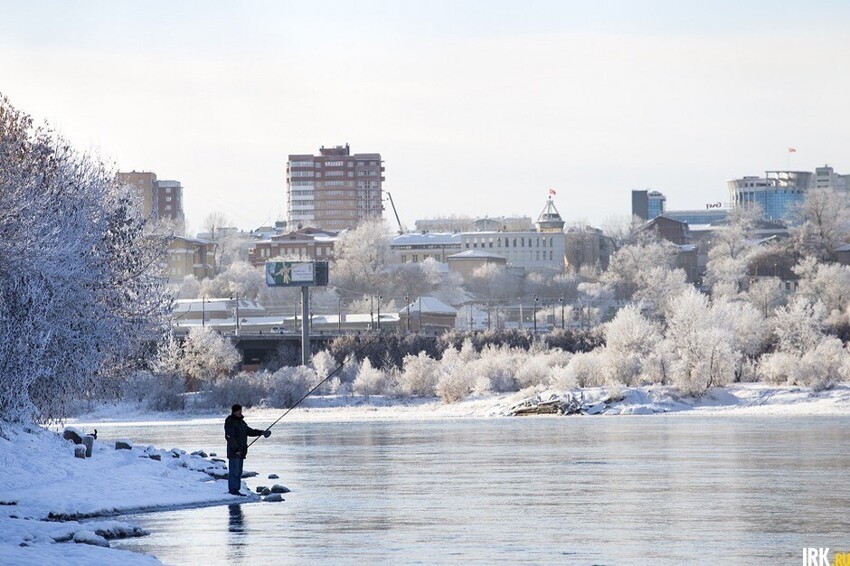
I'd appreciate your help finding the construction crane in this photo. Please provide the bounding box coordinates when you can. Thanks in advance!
[383,191,406,234]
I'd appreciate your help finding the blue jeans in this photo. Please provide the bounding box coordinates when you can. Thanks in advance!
[228,458,244,493]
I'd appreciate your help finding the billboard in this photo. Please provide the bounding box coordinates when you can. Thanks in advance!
[265,261,329,287]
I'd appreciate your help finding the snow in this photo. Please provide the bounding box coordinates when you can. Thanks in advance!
[0,422,257,564]
[67,383,850,426]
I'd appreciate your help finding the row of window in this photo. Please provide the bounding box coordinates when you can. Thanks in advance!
[465,236,555,249]
[257,246,330,258]
[290,161,380,168]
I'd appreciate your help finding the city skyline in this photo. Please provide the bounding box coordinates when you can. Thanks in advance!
[2,1,849,232]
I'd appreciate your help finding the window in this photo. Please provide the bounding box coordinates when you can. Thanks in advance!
[412,255,418,262]
[290,171,314,178]
[325,161,343,167]
[401,254,407,262]
[290,161,313,167]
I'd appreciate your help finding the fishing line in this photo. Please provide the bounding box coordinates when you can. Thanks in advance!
[247,334,381,447]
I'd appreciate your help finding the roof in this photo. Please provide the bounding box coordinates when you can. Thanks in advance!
[392,232,462,246]
[399,296,457,315]
[173,298,265,313]
[446,250,507,260]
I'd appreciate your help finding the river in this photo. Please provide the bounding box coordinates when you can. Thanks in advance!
[100,415,850,564]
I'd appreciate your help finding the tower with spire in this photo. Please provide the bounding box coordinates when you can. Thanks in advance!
[535,195,565,233]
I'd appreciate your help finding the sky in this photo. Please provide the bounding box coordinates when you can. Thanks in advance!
[2,0,850,233]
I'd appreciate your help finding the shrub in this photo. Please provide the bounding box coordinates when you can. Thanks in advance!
[564,350,607,388]
[397,352,440,397]
[267,366,317,408]
[436,367,474,403]
[202,372,268,409]
[352,358,393,397]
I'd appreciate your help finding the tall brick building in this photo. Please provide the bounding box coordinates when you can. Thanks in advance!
[286,144,384,230]
[116,171,184,224]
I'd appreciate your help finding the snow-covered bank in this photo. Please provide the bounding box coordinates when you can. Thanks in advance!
[69,383,850,426]
[0,422,258,565]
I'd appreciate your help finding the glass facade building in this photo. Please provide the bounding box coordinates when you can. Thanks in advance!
[728,171,811,221]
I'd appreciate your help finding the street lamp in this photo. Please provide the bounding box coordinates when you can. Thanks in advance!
[559,297,565,329]
[201,296,206,328]
[377,295,382,331]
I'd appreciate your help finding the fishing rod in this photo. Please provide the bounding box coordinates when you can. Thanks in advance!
[248,334,381,447]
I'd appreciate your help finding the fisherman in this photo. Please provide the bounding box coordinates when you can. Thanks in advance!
[224,404,270,496]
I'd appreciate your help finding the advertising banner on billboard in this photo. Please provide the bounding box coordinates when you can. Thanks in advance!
[265,261,328,287]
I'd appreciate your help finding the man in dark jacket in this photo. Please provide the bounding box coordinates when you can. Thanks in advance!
[224,404,270,495]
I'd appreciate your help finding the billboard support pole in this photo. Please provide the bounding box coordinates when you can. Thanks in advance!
[301,285,310,367]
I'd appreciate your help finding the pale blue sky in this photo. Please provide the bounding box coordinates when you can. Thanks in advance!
[2,1,849,231]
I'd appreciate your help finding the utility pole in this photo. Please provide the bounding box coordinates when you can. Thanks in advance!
[235,295,240,335]
[338,297,342,333]
[418,296,422,332]
[201,297,205,328]
[533,297,539,335]
[519,303,523,330]
[370,295,374,328]
[377,295,382,332]
[560,297,565,329]
[300,285,310,366]
[487,299,491,330]
[405,295,410,333]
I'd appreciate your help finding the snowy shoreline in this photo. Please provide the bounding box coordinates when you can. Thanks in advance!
[0,422,260,565]
[68,383,850,426]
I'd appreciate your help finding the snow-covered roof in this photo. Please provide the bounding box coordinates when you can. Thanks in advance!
[174,298,265,313]
[835,243,850,252]
[399,296,457,315]
[446,250,507,260]
[392,232,462,246]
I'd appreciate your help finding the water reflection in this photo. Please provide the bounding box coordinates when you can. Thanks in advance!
[106,417,850,564]
[227,504,247,563]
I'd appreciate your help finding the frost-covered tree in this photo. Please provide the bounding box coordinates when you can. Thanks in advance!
[177,327,241,390]
[332,220,392,294]
[664,289,735,395]
[178,274,201,299]
[602,240,687,317]
[397,352,440,397]
[790,188,850,260]
[744,277,786,317]
[772,297,825,355]
[793,256,850,325]
[602,305,661,386]
[352,358,392,397]
[199,261,264,300]
[0,96,171,422]
[704,207,760,298]
[465,263,522,301]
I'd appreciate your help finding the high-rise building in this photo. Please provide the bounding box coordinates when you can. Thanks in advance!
[286,144,384,230]
[631,190,666,220]
[116,171,185,224]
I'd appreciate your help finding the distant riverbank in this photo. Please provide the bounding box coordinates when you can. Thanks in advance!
[69,383,850,427]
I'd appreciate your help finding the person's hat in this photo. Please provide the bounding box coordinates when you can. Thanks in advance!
[231,404,242,413]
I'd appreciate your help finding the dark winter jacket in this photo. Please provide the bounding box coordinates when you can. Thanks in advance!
[224,414,264,459]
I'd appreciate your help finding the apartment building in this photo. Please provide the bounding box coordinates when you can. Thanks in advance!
[166,236,216,283]
[116,171,185,223]
[286,144,384,230]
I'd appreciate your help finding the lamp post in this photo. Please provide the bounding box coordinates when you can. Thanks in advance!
[338,297,342,333]
[201,296,205,328]
[377,295,382,332]
[560,297,565,329]
[487,299,491,331]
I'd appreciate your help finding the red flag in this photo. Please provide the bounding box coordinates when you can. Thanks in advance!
[788,147,797,153]
[548,188,557,196]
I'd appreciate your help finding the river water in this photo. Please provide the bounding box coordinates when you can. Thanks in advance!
[102,415,850,565]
